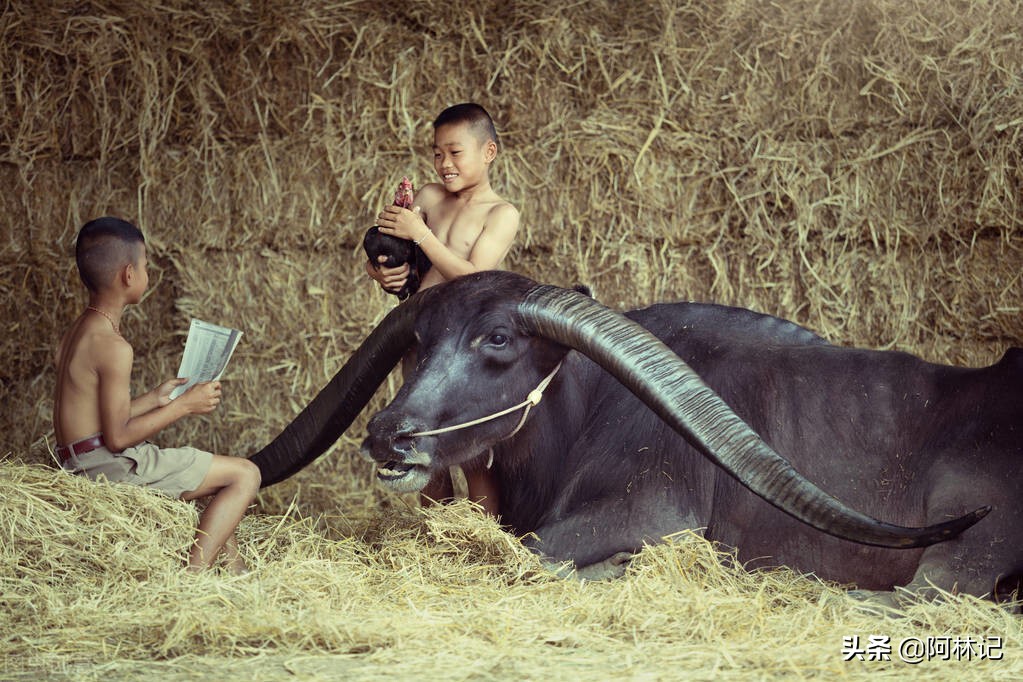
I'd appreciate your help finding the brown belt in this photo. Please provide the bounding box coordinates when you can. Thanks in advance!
[56,434,106,463]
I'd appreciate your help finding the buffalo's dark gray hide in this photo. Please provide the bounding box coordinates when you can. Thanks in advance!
[250,271,1021,604]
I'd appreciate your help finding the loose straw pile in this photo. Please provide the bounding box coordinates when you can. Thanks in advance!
[2,459,1019,679]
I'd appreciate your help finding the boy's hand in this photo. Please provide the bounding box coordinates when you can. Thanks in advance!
[365,257,410,294]
[376,205,428,243]
[154,377,189,406]
[177,380,222,415]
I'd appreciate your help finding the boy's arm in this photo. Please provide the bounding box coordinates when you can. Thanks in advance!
[129,377,189,417]
[97,340,220,451]
[129,381,167,417]
[461,203,521,272]
[380,203,520,278]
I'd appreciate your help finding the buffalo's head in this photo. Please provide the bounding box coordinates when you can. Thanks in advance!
[360,273,569,491]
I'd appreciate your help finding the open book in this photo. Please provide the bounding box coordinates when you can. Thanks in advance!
[170,319,243,400]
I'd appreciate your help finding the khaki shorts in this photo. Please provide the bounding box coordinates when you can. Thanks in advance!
[62,440,214,499]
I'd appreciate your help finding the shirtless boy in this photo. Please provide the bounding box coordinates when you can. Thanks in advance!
[54,217,261,573]
[366,102,520,516]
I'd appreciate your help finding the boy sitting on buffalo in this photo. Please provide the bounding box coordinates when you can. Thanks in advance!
[365,102,520,517]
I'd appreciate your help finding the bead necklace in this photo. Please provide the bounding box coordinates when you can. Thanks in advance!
[87,306,121,335]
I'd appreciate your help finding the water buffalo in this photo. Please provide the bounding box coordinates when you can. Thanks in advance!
[251,271,1021,604]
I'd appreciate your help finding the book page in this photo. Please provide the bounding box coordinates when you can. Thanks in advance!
[170,319,243,400]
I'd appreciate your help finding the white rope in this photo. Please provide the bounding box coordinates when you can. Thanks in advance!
[410,361,562,438]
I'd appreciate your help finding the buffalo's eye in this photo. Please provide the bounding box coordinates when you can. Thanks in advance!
[472,328,515,357]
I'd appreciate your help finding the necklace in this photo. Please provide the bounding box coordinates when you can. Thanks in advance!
[87,306,121,335]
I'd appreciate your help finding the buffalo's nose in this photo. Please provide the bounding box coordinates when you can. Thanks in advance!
[362,413,430,462]
[360,433,401,463]
[391,433,416,454]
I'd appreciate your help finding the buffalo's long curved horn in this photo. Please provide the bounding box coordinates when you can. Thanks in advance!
[516,285,989,549]
[249,293,426,487]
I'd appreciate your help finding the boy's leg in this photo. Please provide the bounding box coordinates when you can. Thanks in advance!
[221,533,247,575]
[419,468,455,507]
[181,455,261,571]
[464,467,500,518]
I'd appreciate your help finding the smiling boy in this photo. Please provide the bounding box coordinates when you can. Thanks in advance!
[368,102,520,292]
[366,102,520,515]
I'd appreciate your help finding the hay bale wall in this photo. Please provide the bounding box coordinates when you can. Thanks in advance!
[2,0,1021,511]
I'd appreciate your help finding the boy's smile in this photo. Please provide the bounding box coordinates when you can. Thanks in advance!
[433,121,496,195]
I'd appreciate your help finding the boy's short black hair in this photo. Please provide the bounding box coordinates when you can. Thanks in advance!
[433,103,499,147]
[75,217,145,292]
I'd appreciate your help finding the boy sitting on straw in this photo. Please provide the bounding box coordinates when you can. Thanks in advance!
[366,102,520,517]
[53,217,261,573]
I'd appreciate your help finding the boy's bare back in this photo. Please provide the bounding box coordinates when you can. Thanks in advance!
[53,312,130,446]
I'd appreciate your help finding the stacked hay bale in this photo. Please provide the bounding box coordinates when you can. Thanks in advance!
[1,0,1023,511]
[4,1,1020,517]
[2,2,1021,678]
[1,0,1020,537]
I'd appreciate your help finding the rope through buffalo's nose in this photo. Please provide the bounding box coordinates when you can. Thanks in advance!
[409,362,562,438]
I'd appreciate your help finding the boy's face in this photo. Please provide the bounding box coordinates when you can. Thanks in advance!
[432,122,496,193]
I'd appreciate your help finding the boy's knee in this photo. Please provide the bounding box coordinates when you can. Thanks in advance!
[237,457,262,491]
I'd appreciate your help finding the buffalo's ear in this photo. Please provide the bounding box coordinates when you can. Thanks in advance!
[572,283,594,298]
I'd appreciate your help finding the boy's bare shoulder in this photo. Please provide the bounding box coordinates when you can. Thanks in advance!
[60,319,132,371]
[489,198,519,216]
[484,199,520,229]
